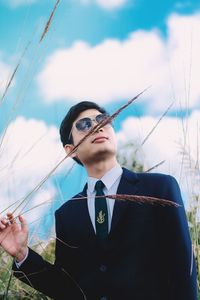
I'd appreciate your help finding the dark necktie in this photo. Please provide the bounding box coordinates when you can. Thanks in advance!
[95,180,108,240]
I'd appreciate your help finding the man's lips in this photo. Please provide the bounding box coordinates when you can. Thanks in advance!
[92,136,108,143]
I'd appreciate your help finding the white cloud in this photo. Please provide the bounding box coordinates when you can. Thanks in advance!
[37,12,200,112]
[0,117,73,223]
[117,110,200,207]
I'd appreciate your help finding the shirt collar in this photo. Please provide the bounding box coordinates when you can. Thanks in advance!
[87,164,123,193]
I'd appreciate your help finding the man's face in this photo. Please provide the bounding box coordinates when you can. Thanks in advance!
[70,109,117,165]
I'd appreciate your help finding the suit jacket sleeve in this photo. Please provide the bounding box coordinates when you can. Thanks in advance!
[12,210,84,300]
[163,175,197,300]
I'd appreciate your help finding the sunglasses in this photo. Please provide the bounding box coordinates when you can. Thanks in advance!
[69,113,111,138]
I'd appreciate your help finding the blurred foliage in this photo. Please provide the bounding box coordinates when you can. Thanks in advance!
[187,196,200,296]
[117,141,144,172]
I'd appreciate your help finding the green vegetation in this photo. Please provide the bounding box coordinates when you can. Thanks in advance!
[0,243,54,299]
[187,201,200,294]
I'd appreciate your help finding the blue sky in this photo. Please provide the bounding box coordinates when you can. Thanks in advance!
[0,0,200,238]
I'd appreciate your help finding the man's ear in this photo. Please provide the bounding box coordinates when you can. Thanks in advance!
[64,144,77,158]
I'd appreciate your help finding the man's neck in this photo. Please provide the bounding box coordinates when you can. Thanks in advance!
[86,158,119,179]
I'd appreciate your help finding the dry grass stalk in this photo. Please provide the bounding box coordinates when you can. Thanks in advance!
[13,266,87,300]
[8,87,150,217]
[39,0,61,43]
[140,101,174,147]
[0,41,34,153]
[133,101,174,159]
[10,155,67,216]
[65,86,151,159]
[70,194,181,207]
[145,160,165,173]
[10,191,180,225]
[0,41,31,105]
[60,267,87,300]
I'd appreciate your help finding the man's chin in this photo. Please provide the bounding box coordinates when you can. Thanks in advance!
[85,149,116,164]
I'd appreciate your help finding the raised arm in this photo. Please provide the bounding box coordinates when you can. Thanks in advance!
[7,212,85,300]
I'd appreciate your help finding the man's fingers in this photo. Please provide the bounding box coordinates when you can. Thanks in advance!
[6,212,16,224]
[0,217,7,229]
[18,215,28,232]
[0,213,28,233]
[1,218,8,225]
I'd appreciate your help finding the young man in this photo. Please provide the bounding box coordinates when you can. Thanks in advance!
[0,101,198,300]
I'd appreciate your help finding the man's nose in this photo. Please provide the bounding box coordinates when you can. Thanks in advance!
[91,121,104,133]
[97,127,104,132]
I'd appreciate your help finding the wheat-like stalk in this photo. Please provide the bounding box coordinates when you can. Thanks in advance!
[71,194,181,207]
[7,87,150,217]
[39,0,61,43]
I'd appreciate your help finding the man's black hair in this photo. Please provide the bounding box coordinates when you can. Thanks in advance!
[59,101,108,165]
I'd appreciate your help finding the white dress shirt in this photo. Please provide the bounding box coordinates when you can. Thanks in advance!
[87,164,123,233]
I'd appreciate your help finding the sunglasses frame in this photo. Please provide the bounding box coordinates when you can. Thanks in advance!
[68,113,111,141]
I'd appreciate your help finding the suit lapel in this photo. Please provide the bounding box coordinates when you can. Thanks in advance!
[110,168,140,234]
[74,184,97,242]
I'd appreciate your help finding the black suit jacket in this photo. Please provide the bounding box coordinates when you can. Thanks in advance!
[13,168,197,300]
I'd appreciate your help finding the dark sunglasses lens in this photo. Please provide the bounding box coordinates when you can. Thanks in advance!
[96,114,110,123]
[76,118,92,132]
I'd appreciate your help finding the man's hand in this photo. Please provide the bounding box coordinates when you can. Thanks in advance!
[0,213,28,262]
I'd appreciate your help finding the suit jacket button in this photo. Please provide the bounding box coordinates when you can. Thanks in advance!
[100,265,107,272]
